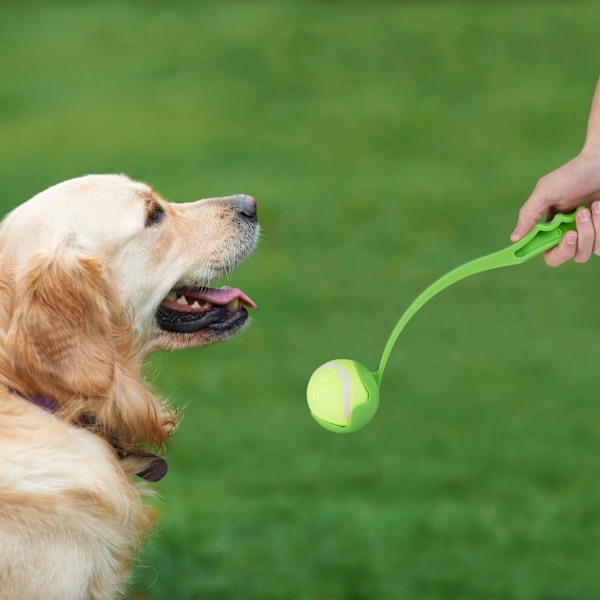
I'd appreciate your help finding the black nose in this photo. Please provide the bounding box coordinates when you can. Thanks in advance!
[236,194,257,222]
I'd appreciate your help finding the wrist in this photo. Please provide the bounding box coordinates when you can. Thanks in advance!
[583,78,600,154]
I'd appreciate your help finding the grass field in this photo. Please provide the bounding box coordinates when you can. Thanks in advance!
[3,2,600,599]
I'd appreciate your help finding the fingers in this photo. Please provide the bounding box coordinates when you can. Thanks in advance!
[593,202,600,255]
[544,231,577,267]
[543,204,600,267]
[574,208,594,262]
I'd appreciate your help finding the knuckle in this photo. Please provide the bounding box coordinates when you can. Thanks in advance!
[534,177,546,192]
[578,227,594,242]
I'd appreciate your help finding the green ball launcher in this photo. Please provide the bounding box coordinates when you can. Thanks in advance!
[307,211,579,433]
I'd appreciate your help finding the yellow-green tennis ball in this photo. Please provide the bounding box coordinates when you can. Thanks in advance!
[306,359,380,433]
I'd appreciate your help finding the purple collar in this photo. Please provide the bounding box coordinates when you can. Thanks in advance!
[29,393,59,413]
[13,388,167,482]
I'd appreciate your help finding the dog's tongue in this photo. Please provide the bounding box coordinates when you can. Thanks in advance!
[188,286,257,308]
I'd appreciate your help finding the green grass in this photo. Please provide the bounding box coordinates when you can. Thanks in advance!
[3,1,600,598]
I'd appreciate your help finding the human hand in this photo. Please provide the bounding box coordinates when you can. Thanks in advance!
[511,78,600,267]
[511,153,600,267]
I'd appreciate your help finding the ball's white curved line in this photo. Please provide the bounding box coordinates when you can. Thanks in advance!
[320,361,351,422]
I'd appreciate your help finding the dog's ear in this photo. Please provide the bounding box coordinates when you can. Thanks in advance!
[6,253,117,398]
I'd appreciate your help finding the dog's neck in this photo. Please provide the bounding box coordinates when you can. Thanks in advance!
[6,386,168,482]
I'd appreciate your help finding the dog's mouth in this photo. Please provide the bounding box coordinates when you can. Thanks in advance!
[156,286,257,334]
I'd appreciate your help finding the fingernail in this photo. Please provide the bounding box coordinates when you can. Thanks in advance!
[578,210,591,222]
[566,232,577,244]
[511,229,520,241]
[593,202,600,215]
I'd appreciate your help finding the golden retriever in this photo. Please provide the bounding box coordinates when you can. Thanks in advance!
[0,174,259,599]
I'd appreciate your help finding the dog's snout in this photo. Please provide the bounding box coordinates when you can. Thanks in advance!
[235,195,257,222]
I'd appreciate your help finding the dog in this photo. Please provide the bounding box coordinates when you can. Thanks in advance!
[0,174,259,599]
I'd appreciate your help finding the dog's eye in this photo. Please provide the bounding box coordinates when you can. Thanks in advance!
[146,200,165,227]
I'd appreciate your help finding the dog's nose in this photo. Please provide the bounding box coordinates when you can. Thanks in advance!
[236,195,257,222]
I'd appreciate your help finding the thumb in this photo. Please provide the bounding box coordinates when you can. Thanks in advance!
[510,212,538,242]
[511,197,545,242]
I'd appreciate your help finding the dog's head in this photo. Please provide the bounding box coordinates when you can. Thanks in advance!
[1,174,259,351]
[0,175,259,445]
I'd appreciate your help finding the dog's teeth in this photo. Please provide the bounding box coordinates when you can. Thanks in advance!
[191,301,201,309]
[176,295,189,305]
[226,299,241,310]
[166,291,177,301]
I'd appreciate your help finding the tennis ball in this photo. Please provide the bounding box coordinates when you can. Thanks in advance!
[306,359,380,433]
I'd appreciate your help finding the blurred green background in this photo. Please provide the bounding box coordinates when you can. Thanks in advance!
[3,1,600,599]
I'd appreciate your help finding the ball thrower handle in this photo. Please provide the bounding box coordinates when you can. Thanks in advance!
[373,210,579,385]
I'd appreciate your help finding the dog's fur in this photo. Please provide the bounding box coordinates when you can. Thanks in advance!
[0,175,259,599]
